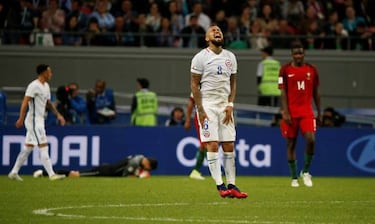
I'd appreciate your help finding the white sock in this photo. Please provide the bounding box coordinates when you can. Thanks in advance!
[39,146,55,177]
[206,152,223,186]
[223,152,236,185]
[10,146,33,174]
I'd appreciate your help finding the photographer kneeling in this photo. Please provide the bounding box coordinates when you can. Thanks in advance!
[56,82,87,125]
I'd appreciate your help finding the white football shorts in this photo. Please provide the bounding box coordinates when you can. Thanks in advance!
[25,120,47,145]
[198,104,236,142]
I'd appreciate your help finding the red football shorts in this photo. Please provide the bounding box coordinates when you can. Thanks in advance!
[280,117,316,138]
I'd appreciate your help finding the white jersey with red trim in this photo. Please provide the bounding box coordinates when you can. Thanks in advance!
[191,47,237,106]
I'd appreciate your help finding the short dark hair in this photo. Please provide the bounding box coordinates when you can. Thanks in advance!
[147,158,158,170]
[261,46,273,55]
[290,42,304,51]
[36,64,49,75]
[171,107,184,117]
[137,78,150,89]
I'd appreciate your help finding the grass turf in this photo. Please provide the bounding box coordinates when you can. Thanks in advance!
[1,175,374,224]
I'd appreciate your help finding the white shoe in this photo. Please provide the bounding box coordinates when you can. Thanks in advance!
[33,169,43,178]
[300,171,313,187]
[50,174,66,181]
[189,169,205,180]
[291,179,299,187]
[8,172,23,181]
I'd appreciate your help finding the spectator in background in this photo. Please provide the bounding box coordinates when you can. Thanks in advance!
[112,0,138,25]
[282,0,304,33]
[224,16,249,49]
[81,17,108,46]
[145,2,162,33]
[29,18,55,46]
[180,14,206,48]
[175,0,189,17]
[342,6,366,35]
[258,3,276,25]
[246,0,259,21]
[306,0,326,21]
[239,6,252,33]
[0,0,8,31]
[165,106,185,126]
[300,4,325,49]
[136,13,157,47]
[164,0,185,37]
[89,0,114,31]
[65,0,89,31]
[303,19,324,49]
[86,79,116,124]
[131,78,158,126]
[271,18,295,49]
[256,46,281,107]
[249,18,267,49]
[107,15,128,46]
[62,15,82,46]
[184,2,211,31]
[212,9,227,34]
[111,0,138,46]
[323,10,340,49]
[350,21,372,50]
[3,0,39,45]
[40,0,65,45]
[156,17,178,47]
[333,22,349,50]
[322,107,346,127]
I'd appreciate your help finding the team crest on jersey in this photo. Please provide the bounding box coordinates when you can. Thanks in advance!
[306,72,311,80]
[203,130,210,138]
[225,59,232,70]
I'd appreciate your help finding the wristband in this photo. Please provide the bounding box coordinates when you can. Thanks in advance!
[227,102,234,107]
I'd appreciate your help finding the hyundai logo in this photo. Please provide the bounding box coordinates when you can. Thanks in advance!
[347,134,375,173]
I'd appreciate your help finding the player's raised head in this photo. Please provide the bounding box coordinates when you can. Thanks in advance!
[205,25,223,47]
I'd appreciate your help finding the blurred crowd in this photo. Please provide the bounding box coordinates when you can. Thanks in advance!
[0,0,374,50]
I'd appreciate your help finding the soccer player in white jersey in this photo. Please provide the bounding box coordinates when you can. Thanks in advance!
[190,25,248,198]
[8,64,66,181]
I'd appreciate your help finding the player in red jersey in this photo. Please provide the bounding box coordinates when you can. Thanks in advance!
[184,93,206,180]
[278,43,321,188]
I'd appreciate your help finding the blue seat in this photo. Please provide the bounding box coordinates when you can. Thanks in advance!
[0,91,7,125]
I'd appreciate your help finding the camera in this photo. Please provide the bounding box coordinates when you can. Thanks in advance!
[56,85,74,105]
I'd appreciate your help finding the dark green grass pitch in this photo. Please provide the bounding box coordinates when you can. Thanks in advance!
[1,176,374,224]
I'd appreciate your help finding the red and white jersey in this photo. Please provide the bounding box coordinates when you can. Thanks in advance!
[191,47,237,106]
[25,79,51,125]
[278,62,319,118]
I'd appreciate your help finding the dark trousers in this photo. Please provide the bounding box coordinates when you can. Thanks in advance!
[257,96,280,107]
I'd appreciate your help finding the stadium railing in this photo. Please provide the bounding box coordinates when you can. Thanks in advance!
[2,86,374,128]
[0,30,374,50]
